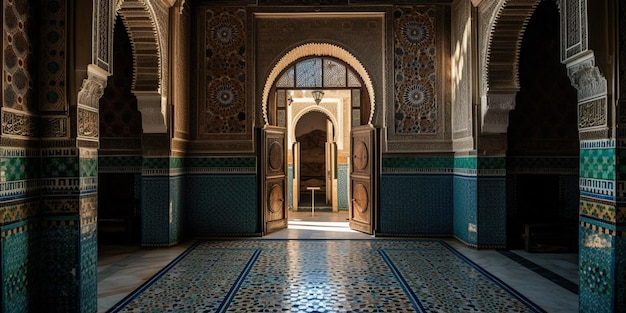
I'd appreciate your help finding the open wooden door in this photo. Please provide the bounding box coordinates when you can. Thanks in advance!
[260,126,288,234]
[325,141,338,211]
[349,125,379,234]
[292,142,300,212]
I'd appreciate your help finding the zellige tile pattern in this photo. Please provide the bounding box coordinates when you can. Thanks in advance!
[108,240,548,312]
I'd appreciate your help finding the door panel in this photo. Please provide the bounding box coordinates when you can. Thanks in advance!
[292,142,300,212]
[326,142,338,211]
[260,126,288,234]
[349,125,378,234]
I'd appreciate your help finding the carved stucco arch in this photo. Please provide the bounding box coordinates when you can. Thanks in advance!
[291,106,340,145]
[262,43,375,126]
[480,0,540,133]
[116,0,173,133]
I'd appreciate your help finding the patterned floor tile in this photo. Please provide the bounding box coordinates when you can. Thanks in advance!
[108,240,546,313]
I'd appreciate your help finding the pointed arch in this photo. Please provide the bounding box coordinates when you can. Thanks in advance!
[116,0,161,92]
[262,43,375,126]
[115,0,174,133]
[480,0,541,133]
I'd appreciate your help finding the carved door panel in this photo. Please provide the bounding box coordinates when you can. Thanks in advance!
[349,125,378,234]
[260,126,288,234]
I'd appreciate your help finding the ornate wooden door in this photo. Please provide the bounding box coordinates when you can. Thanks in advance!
[260,126,288,234]
[349,125,378,234]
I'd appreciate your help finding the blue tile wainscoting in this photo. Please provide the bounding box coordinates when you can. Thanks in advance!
[380,174,453,236]
[38,147,98,312]
[141,176,173,246]
[140,157,184,247]
[578,139,623,313]
[184,157,258,236]
[453,174,478,246]
[454,156,506,248]
[185,175,258,236]
[379,156,454,236]
[1,148,39,313]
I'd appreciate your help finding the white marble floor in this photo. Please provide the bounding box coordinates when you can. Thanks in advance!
[97,211,579,313]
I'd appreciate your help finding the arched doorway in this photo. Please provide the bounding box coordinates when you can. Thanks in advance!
[260,52,378,236]
[293,110,334,212]
[505,0,579,252]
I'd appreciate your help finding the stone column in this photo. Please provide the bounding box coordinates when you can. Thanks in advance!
[560,0,621,311]
[38,64,107,312]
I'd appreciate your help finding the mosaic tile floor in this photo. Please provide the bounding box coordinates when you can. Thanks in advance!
[104,239,558,313]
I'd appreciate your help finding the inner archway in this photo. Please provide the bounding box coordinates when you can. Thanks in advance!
[294,110,331,211]
[261,51,378,236]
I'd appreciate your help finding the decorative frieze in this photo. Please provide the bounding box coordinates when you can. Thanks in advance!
[78,108,99,139]
[1,109,37,138]
[579,97,607,130]
[42,116,69,138]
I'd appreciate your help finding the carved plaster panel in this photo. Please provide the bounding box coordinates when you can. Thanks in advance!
[578,97,607,130]
[77,66,108,110]
[561,0,588,61]
[1,109,37,137]
[254,12,385,128]
[451,0,472,142]
[94,0,113,72]
[43,116,69,138]
[567,53,608,102]
[78,108,99,139]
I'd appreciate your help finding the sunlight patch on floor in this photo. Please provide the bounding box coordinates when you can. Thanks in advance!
[287,220,355,232]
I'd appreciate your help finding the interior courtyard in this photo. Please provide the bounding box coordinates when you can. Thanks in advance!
[0,0,623,312]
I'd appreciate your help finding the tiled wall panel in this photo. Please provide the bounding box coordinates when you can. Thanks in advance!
[477,177,506,247]
[380,174,453,235]
[141,177,171,245]
[1,221,31,313]
[578,225,614,311]
[38,221,80,312]
[185,175,258,235]
[453,175,478,245]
